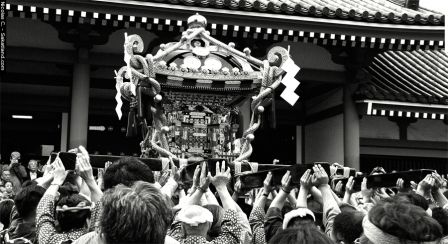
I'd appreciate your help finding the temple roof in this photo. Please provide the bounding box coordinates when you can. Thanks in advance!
[355,49,448,120]
[357,50,448,105]
[150,0,444,25]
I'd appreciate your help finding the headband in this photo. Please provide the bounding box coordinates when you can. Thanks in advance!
[362,215,439,244]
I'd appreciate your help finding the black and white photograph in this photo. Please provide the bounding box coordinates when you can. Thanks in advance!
[0,0,447,243]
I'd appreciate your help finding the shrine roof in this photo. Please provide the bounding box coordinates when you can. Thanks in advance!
[145,0,444,25]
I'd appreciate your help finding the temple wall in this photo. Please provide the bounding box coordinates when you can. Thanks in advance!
[305,114,344,164]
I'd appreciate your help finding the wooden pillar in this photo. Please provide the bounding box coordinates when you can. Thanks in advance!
[69,48,90,148]
[343,83,360,169]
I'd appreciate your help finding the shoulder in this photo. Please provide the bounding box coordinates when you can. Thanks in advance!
[72,232,102,244]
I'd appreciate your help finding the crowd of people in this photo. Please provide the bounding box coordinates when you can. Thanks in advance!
[0,148,447,244]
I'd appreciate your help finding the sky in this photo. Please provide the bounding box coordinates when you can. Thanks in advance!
[419,0,448,14]
[419,0,447,50]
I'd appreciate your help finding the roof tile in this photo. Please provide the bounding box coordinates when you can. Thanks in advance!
[356,50,448,105]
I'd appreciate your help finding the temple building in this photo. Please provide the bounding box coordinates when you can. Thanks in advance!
[2,0,447,173]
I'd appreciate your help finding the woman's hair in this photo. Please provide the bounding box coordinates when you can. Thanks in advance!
[0,199,15,228]
[203,204,224,239]
[101,181,173,244]
[56,193,91,232]
[269,226,333,244]
[365,199,443,242]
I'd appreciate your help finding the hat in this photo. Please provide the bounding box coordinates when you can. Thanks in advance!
[177,205,213,227]
[10,152,20,159]
[283,208,316,229]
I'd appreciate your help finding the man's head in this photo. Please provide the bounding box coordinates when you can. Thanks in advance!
[360,199,443,244]
[103,157,154,190]
[178,205,214,238]
[333,211,365,243]
[101,181,172,244]
[1,170,11,182]
[56,193,91,232]
[269,226,334,244]
[28,160,38,172]
[10,152,20,164]
[14,184,46,220]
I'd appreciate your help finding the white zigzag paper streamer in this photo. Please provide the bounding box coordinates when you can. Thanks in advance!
[114,70,123,120]
[280,58,300,106]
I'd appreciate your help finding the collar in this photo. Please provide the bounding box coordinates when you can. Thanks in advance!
[183,235,207,244]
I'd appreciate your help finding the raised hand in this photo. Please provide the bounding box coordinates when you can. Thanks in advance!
[334,180,344,195]
[169,158,182,182]
[52,156,67,186]
[417,174,434,194]
[211,161,230,189]
[76,146,94,182]
[311,164,329,188]
[199,162,212,191]
[300,169,312,191]
[432,172,445,191]
[396,178,405,192]
[191,165,201,189]
[345,176,355,194]
[263,171,274,194]
[105,161,112,171]
[281,170,292,193]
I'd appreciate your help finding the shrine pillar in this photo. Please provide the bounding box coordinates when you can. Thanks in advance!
[69,47,90,148]
[343,83,360,169]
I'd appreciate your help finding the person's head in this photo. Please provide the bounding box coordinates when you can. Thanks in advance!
[103,157,154,190]
[269,226,334,244]
[178,205,214,238]
[101,181,172,244]
[203,204,224,240]
[1,170,11,181]
[369,166,386,175]
[333,211,365,244]
[0,199,15,228]
[4,181,13,193]
[432,207,448,236]
[14,184,45,221]
[56,193,91,232]
[10,152,20,164]
[28,160,38,172]
[283,208,316,229]
[393,192,429,211]
[359,200,443,244]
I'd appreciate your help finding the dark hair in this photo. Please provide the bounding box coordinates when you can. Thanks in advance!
[287,216,315,228]
[367,199,443,242]
[14,185,45,219]
[393,192,429,210]
[432,207,448,236]
[103,157,154,190]
[101,181,172,244]
[203,204,224,239]
[0,200,15,228]
[333,211,365,243]
[56,193,91,232]
[9,164,23,184]
[269,226,333,244]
